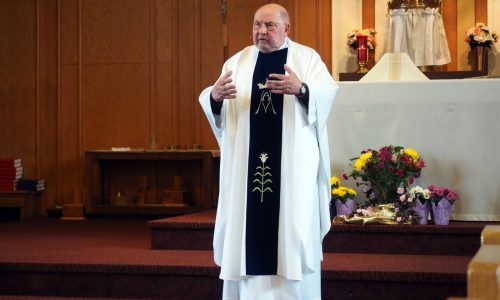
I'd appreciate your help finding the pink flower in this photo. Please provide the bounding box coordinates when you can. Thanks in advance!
[428,184,459,203]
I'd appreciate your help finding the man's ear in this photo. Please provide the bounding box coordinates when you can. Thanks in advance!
[284,23,291,35]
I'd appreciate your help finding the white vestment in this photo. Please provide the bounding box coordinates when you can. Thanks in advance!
[199,38,338,299]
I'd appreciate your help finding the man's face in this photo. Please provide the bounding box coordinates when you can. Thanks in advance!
[252,7,289,53]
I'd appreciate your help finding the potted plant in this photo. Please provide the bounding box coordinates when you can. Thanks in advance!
[408,186,431,224]
[332,185,357,216]
[428,184,459,225]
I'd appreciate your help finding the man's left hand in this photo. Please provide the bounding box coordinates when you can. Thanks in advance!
[266,64,302,95]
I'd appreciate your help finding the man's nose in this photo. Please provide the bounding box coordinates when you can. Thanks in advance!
[258,24,267,34]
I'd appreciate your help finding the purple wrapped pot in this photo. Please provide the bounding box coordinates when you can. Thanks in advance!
[335,199,355,216]
[432,198,453,225]
[413,199,431,225]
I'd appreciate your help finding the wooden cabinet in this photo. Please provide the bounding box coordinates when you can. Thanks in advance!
[85,150,219,215]
[0,191,41,221]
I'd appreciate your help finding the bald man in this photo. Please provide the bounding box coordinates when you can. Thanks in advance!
[199,4,338,299]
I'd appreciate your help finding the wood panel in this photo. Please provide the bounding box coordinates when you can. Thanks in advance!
[61,65,80,205]
[199,0,224,149]
[82,0,150,64]
[362,0,375,29]
[457,0,475,70]
[177,0,199,148]
[0,0,37,176]
[156,0,176,147]
[83,64,151,149]
[475,0,487,23]
[318,0,332,71]
[442,0,458,70]
[39,0,59,211]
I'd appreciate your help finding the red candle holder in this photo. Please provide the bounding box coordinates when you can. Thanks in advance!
[356,35,369,73]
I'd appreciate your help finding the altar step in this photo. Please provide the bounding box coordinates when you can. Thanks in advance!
[148,209,485,256]
[0,249,468,300]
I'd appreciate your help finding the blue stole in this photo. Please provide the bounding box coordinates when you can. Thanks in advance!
[246,48,288,275]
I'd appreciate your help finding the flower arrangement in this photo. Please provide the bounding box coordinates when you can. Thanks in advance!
[345,145,426,204]
[408,185,431,204]
[428,184,459,205]
[347,28,377,50]
[465,22,498,48]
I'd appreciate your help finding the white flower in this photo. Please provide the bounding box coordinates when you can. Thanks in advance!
[259,152,268,163]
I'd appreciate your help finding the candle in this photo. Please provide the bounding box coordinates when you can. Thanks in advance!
[356,35,368,63]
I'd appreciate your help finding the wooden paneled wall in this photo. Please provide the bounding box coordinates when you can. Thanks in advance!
[0,0,331,210]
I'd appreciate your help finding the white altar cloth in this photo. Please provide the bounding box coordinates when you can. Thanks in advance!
[360,53,429,82]
[382,8,451,66]
[328,79,500,221]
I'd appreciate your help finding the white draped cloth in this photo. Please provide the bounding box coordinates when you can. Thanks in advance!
[382,7,451,66]
[199,38,338,299]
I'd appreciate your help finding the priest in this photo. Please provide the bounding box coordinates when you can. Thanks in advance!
[199,3,338,299]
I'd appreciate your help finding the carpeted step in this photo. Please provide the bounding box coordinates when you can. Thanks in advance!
[0,249,469,300]
[322,252,469,299]
[325,222,486,256]
[148,210,487,256]
[0,249,220,300]
[148,210,215,250]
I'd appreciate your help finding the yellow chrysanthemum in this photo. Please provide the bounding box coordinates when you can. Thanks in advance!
[332,188,347,197]
[404,148,419,161]
[354,159,366,170]
[330,176,340,187]
[359,151,373,162]
[332,186,357,199]
[342,187,357,197]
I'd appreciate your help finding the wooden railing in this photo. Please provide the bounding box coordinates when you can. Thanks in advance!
[467,225,500,299]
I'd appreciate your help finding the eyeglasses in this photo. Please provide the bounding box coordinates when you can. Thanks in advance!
[253,21,279,32]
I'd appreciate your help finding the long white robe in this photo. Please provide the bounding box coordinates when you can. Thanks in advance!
[199,38,338,296]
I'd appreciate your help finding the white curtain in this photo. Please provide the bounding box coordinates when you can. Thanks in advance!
[382,7,451,66]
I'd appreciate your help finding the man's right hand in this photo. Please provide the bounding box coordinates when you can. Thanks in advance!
[211,70,237,102]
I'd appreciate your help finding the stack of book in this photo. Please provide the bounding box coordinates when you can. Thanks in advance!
[0,158,23,191]
[17,178,45,192]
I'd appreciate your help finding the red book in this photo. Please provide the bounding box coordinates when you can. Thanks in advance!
[0,180,17,191]
[0,186,16,191]
[0,166,23,176]
[0,173,22,180]
[0,158,22,168]
[0,179,17,184]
